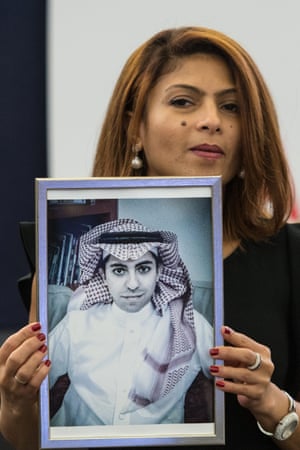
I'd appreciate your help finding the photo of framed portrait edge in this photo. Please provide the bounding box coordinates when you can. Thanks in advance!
[36,176,225,448]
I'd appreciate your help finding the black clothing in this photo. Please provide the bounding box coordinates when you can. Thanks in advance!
[18,222,300,449]
[219,223,300,449]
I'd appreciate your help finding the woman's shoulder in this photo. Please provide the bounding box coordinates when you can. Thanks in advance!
[285,222,300,241]
[284,222,300,272]
[271,222,300,258]
[227,222,300,260]
[223,223,299,288]
[18,221,35,310]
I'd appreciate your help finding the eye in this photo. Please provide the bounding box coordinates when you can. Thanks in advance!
[169,97,194,108]
[112,267,126,276]
[221,102,239,113]
[137,264,152,274]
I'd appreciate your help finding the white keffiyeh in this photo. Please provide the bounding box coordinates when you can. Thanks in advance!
[77,218,196,406]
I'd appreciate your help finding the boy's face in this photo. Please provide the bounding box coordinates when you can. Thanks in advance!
[104,251,158,313]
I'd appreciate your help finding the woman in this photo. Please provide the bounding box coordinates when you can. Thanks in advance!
[49,218,212,426]
[0,26,299,450]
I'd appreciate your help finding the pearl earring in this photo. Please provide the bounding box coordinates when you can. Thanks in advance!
[238,169,245,179]
[131,144,143,170]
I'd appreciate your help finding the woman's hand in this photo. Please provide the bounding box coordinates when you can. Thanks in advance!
[0,322,51,410]
[209,326,300,449]
[209,325,275,415]
[0,322,51,450]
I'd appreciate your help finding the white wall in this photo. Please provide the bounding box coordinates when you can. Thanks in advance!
[118,197,212,282]
[47,0,300,209]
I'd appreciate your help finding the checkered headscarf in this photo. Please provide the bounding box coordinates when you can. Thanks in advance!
[77,218,196,404]
[79,219,194,324]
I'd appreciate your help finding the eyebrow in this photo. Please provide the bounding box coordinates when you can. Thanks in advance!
[165,84,238,97]
[108,260,155,268]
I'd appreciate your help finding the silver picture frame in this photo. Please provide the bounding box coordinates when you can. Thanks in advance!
[36,176,224,448]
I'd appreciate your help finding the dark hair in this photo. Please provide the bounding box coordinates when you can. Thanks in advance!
[92,26,294,242]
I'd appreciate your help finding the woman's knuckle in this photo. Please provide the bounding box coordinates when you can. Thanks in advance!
[259,343,271,357]
[7,352,19,366]
[266,359,274,375]
[2,335,16,353]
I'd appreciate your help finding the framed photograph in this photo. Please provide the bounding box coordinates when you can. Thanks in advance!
[36,176,224,448]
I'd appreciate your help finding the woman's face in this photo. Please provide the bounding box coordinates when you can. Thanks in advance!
[104,251,158,313]
[139,54,241,184]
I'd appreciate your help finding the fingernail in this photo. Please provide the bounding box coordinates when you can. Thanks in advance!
[31,323,41,332]
[210,348,219,356]
[224,326,233,335]
[37,333,46,342]
[216,380,225,388]
[210,365,219,373]
[39,344,47,353]
[44,360,51,367]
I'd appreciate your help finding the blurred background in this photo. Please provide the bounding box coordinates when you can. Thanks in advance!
[1,1,299,447]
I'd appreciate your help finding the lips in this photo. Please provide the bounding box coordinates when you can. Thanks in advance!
[190,144,224,159]
[122,294,144,299]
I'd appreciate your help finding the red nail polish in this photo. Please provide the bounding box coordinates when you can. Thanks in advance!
[210,348,219,356]
[216,380,225,388]
[224,326,232,335]
[210,365,219,373]
[44,360,51,367]
[31,323,41,332]
[39,344,47,353]
[37,333,46,341]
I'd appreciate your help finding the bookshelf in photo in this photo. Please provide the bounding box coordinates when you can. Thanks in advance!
[47,199,117,289]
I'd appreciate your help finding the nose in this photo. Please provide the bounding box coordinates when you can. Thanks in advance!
[195,100,221,133]
[126,270,139,291]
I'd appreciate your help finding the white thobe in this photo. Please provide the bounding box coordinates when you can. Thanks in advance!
[49,299,212,426]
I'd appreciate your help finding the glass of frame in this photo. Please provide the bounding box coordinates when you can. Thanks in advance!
[36,176,224,448]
